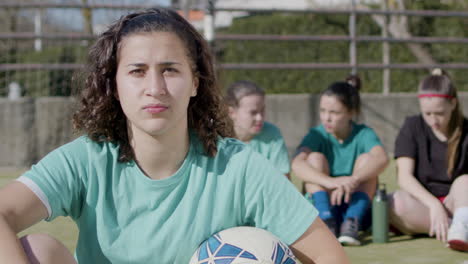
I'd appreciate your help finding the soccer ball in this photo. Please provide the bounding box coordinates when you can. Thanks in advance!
[189,226,297,264]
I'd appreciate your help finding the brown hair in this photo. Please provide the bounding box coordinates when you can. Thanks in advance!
[73,8,234,162]
[225,80,265,108]
[419,69,463,177]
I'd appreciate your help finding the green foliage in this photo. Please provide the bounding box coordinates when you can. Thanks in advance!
[9,44,86,96]
[217,10,468,94]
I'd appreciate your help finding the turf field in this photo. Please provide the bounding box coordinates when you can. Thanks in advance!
[1,163,467,263]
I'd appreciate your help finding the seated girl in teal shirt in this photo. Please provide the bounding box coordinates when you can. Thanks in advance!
[226,80,290,177]
[0,8,348,264]
[292,76,389,246]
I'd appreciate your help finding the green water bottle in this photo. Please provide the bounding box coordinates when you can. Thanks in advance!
[372,183,389,243]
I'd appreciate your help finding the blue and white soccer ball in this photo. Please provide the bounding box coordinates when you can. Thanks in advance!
[189,226,297,264]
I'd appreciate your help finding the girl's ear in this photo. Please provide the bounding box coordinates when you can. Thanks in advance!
[191,77,199,97]
[228,106,236,119]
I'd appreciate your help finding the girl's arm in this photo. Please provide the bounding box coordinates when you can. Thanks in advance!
[291,148,335,190]
[351,145,389,183]
[291,218,350,264]
[396,157,440,208]
[396,157,449,241]
[0,181,48,263]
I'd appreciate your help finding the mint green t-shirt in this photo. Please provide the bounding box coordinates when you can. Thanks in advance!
[249,122,290,175]
[297,122,383,177]
[19,134,317,264]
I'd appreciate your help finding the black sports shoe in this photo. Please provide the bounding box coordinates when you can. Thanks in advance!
[323,218,338,237]
[338,217,361,246]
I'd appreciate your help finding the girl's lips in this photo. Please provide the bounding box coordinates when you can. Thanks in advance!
[143,104,168,114]
[253,125,263,132]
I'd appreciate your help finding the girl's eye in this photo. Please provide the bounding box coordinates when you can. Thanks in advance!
[129,69,145,76]
[163,67,178,74]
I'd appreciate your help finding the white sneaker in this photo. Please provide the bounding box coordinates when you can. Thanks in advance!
[447,221,468,252]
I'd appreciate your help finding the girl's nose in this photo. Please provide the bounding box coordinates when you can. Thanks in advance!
[146,72,167,96]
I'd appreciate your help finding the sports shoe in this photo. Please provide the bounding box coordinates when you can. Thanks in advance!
[323,218,338,237]
[447,221,468,252]
[338,218,361,246]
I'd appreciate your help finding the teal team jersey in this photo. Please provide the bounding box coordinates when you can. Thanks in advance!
[249,122,290,175]
[298,122,383,177]
[19,133,317,264]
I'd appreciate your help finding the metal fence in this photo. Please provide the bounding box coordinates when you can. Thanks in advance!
[1,1,468,96]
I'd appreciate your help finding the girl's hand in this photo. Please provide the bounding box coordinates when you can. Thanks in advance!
[331,177,359,203]
[428,200,450,242]
[330,187,345,206]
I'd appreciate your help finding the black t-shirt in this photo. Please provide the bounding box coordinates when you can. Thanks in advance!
[394,115,468,197]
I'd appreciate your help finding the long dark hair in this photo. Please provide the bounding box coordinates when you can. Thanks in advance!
[322,74,361,115]
[419,69,463,177]
[73,8,234,161]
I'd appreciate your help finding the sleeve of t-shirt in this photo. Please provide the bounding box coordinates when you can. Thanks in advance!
[269,129,291,175]
[359,126,384,153]
[16,138,87,221]
[242,149,318,245]
[394,117,417,159]
[296,128,323,154]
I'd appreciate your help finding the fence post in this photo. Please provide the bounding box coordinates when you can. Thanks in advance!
[204,0,215,48]
[349,0,357,75]
[382,0,390,95]
[34,8,42,51]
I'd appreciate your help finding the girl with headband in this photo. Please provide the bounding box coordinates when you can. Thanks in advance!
[390,69,468,252]
[225,80,290,178]
[0,8,348,263]
[292,75,389,246]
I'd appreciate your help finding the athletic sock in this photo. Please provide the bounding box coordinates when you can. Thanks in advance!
[308,191,333,220]
[344,191,370,222]
[452,207,468,225]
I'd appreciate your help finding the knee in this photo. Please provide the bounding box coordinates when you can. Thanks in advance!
[389,190,413,217]
[20,234,74,264]
[452,174,468,187]
[306,152,328,168]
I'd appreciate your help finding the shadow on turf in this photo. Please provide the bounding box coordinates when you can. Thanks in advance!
[359,231,429,246]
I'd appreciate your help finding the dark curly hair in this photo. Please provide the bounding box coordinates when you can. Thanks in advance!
[73,8,234,162]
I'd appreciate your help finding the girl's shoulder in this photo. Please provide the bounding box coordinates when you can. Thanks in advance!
[51,135,120,163]
[215,137,251,156]
[400,115,426,132]
[352,122,375,135]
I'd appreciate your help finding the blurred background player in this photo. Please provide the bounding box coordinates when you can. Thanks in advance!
[292,75,389,246]
[226,80,290,178]
[390,69,468,252]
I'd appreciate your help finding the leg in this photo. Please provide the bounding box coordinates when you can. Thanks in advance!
[388,190,431,235]
[339,154,377,246]
[303,152,330,194]
[444,174,468,214]
[445,175,468,251]
[353,153,377,199]
[20,234,76,264]
[302,153,337,236]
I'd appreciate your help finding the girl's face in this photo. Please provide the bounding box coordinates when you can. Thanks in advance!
[116,31,198,138]
[319,95,354,136]
[229,94,265,140]
[419,97,455,133]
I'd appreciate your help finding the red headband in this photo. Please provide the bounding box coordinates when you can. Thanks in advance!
[418,93,454,99]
